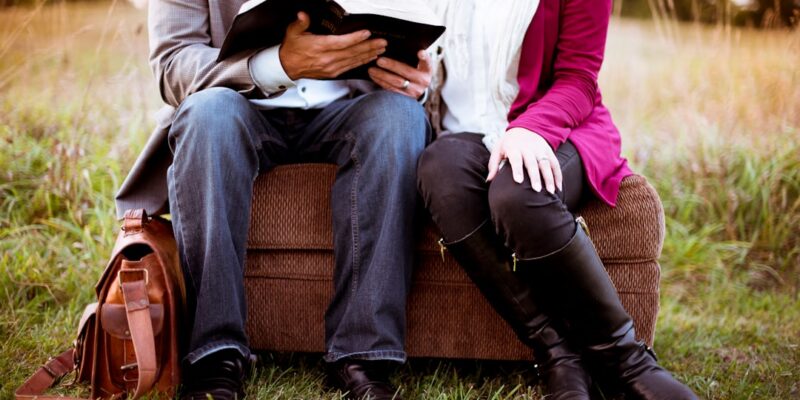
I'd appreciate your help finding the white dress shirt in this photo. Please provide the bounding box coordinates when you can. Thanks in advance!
[436,0,537,151]
[248,45,351,110]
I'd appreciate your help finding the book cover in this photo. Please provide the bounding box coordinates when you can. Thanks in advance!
[217,0,445,81]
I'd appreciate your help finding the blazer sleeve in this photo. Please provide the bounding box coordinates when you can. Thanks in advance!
[507,0,612,150]
[148,0,265,107]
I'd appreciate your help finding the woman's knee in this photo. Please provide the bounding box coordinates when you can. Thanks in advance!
[488,169,575,256]
[417,136,485,203]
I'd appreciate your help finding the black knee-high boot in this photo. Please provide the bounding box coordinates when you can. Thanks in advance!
[445,221,592,400]
[515,222,697,400]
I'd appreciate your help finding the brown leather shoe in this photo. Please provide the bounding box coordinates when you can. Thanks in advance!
[326,360,402,400]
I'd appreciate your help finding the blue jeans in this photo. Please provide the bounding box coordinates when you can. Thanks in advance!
[166,87,430,365]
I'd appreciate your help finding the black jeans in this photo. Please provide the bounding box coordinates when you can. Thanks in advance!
[417,133,587,257]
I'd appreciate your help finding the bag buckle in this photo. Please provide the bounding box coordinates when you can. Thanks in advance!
[118,268,149,286]
[121,362,138,371]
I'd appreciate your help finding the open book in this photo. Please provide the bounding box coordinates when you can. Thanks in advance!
[217,0,446,80]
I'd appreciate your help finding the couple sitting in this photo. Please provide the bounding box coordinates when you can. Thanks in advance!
[116,0,697,398]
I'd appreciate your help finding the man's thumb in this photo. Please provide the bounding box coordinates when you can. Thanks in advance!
[287,12,311,36]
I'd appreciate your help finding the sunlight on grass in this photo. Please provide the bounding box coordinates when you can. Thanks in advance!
[1,2,798,399]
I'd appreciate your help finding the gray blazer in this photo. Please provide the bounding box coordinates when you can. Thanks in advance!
[115,0,263,218]
[117,0,386,218]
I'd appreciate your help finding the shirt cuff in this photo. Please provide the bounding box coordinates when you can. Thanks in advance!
[248,45,297,96]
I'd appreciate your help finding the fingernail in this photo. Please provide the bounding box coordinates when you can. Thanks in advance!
[514,175,522,183]
[377,57,386,65]
[533,184,542,192]
[362,30,371,38]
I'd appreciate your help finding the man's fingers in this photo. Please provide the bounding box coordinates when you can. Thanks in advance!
[368,66,409,89]
[376,57,427,87]
[286,12,311,36]
[370,73,406,95]
[327,38,386,62]
[330,45,385,76]
[507,149,524,184]
[368,68,424,98]
[332,54,379,77]
[320,29,374,50]
[487,147,503,181]
[538,156,555,193]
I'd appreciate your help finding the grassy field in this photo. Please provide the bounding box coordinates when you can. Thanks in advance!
[1,2,799,399]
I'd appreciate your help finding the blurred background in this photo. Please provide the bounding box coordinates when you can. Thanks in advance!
[1,0,798,398]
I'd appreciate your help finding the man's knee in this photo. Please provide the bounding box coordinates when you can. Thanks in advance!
[176,87,250,122]
[351,91,428,153]
[169,87,258,153]
[360,91,426,124]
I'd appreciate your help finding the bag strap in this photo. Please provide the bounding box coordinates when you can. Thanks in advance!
[119,270,159,400]
[15,303,98,400]
[14,349,84,400]
[16,273,160,400]
[122,209,148,235]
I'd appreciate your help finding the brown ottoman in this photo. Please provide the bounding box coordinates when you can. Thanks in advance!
[244,164,664,360]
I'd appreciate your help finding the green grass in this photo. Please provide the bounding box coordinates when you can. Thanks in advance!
[1,2,799,399]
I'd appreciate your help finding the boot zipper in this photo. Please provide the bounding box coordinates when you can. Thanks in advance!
[576,216,590,238]
[512,253,518,272]
[437,238,446,262]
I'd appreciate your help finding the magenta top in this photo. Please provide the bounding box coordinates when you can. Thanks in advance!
[506,0,633,207]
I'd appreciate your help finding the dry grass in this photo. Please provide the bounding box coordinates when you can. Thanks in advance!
[1,2,799,399]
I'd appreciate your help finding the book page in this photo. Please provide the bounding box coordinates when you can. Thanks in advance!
[337,0,443,26]
[238,0,267,15]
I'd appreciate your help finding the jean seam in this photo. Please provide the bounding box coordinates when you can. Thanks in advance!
[325,350,407,363]
[346,130,361,299]
[168,166,198,295]
[184,340,251,365]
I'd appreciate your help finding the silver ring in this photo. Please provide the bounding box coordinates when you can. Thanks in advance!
[401,80,410,89]
[537,156,549,162]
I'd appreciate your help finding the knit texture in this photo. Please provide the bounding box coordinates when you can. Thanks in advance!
[244,164,663,360]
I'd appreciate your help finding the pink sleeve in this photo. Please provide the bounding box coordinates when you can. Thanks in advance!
[507,0,612,150]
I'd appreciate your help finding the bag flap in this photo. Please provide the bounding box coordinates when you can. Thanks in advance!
[99,303,164,339]
[77,302,98,339]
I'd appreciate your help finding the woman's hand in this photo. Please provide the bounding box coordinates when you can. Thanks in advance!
[487,128,563,194]
[367,50,432,99]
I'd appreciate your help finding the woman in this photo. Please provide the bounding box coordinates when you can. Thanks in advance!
[414,0,698,399]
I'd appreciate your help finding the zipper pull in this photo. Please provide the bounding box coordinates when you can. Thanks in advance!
[512,253,518,272]
[576,216,590,238]
[438,238,446,262]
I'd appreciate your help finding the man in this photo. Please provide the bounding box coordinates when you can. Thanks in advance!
[115,0,433,397]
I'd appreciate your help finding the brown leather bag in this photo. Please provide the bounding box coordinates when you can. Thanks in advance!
[16,209,186,399]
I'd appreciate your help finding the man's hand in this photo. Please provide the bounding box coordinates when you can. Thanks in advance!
[487,128,563,194]
[279,12,388,80]
[367,50,432,99]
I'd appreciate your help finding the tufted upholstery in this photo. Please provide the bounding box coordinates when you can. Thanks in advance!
[244,164,664,360]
